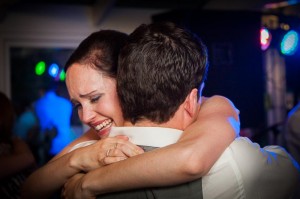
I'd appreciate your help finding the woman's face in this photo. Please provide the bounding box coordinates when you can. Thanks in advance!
[66,63,124,138]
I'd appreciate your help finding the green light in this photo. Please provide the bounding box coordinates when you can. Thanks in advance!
[59,70,66,81]
[35,61,46,75]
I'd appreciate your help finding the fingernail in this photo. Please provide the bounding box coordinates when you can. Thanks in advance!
[136,149,144,154]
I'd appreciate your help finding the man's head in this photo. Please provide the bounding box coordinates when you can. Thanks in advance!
[117,22,208,126]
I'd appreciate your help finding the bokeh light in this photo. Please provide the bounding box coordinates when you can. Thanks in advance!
[281,30,299,55]
[260,28,272,51]
[48,63,59,78]
[35,61,46,75]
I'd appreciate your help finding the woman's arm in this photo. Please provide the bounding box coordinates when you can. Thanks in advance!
[178,95,240,175]
[64,95,240,197]
[21,131,143,199]
[0,137,36,179]
[21,128,99,198]
[22,149,79,199]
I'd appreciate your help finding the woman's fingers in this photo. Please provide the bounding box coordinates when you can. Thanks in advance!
[115,135,129,140]
[101,146,128,165]
[113,139,144,157]
[99,137,144,165]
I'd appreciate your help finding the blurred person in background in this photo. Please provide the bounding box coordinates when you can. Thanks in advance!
[284,99,300,199]
[34,83,75,165]
[285,100,300,164]
[0,91,36,199]
[13,99,40,162]
[13,99,38,141]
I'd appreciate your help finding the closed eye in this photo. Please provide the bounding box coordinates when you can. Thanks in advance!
[90,95,101,103]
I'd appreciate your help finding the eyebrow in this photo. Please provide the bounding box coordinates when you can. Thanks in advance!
[79,90,98,98]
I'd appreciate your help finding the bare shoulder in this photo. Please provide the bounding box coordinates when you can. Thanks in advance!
[200,95,240,123]
[52,128,99,160]
[201,95,238,112]
[202,95,234,105]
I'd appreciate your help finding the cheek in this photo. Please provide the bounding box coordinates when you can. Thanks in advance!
[93,95,120,118]
[77,109,83,121]
[107,99,122,115]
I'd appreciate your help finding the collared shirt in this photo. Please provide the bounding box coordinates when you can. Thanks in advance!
[70,126,182,151]
[70,126,300,199]
[109,126,182,147]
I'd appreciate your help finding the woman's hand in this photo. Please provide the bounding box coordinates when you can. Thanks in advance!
[70,136,144,172]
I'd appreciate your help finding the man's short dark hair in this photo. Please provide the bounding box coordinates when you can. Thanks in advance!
[117,22,208,124]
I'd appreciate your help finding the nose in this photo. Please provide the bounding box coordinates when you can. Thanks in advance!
[80,106,96,124]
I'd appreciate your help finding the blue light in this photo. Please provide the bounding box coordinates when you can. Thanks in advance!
[48,63,59,78]
[281,30,299,55]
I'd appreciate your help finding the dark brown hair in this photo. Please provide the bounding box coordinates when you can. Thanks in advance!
[65,30,128,78]
[118,22,208,124]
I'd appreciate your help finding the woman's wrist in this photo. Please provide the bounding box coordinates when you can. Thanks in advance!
[68,150,85,172]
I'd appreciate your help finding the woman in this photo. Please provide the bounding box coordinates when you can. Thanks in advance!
[22,30,239,198]
[0,92,36,199]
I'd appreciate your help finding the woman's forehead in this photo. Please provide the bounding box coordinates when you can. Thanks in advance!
[66,63,115,94]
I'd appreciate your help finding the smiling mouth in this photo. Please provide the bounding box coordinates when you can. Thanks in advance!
[94,119,112,131]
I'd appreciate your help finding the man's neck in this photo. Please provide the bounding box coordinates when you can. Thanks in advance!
[122,102,198,130]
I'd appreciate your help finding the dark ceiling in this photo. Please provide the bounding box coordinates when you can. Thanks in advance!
[1,0,300,19]
[0,0,300,10]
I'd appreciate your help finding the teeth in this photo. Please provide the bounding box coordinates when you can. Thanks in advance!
[95,125,101,131]
[95,119,112,131]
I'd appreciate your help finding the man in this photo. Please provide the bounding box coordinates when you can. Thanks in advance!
[285,101,300,165]
[284,101,300,199]
[63,22,299,199]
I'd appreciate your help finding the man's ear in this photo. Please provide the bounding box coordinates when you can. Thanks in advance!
[184,88,199,118]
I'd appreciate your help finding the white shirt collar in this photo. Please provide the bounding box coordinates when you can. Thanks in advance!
[109,126,183,147]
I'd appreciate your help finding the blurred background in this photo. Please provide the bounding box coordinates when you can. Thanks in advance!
[0,0,300,154]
